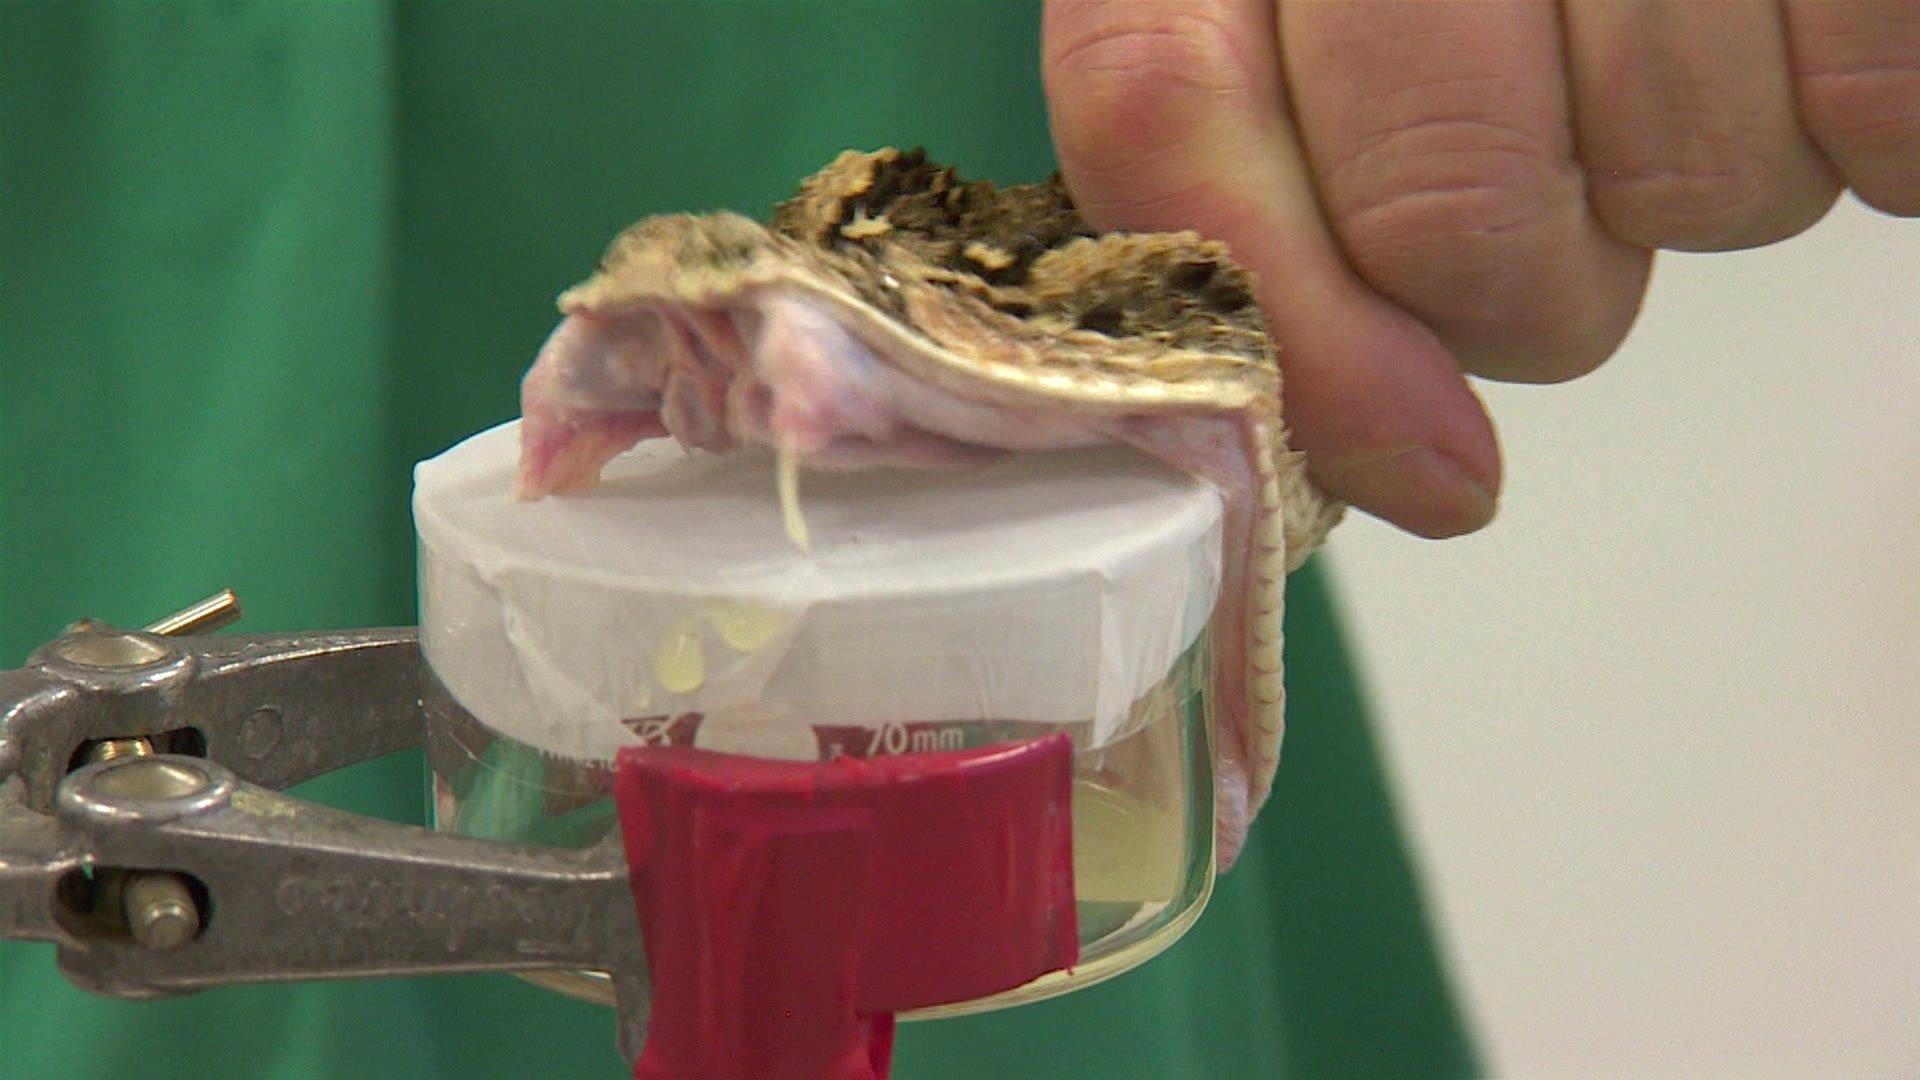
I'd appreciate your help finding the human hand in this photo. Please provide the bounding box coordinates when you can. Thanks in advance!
[1044,0,1919,537]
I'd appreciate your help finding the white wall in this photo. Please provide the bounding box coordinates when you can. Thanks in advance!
[1326,198,1919,1079]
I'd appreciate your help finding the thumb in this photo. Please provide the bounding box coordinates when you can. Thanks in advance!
[1043,0,1502,538]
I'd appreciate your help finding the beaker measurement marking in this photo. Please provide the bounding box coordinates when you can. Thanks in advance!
[619,712,701,747]
[866,723,967,757]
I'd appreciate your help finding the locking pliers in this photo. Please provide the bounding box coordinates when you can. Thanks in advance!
[0,592,650,1058]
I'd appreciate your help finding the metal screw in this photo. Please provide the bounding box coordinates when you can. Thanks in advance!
[122,872,200,950]
[52,590,232,953]
[86,738,155,765]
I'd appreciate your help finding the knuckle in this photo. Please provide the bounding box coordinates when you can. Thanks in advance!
[1307,81,1643,375]
[1795,50,1920,212]
[1796,51,1920,145]
[1322,114,1578,317]
[1587,142,1781,249]
[1317,114,1645,383]
[1044,7,1255,183]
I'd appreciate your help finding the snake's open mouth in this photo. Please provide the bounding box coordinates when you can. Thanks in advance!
[517,292,1096,502]
[518,290,1097,548]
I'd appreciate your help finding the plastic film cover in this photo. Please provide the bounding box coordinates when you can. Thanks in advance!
[413,422,1221,763]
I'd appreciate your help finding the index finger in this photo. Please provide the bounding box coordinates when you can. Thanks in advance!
[1043,0,1503,538]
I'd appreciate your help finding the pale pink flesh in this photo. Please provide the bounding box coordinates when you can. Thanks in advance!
[517,290,1264,865]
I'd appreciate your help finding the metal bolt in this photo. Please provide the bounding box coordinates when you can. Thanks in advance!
[86,738,155,765]
[122,872,200,950]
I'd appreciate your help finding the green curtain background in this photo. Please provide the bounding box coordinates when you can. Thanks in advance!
[0,3,1478,1076]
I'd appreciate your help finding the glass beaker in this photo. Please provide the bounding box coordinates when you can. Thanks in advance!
[422,636,1215,1015]
[414,422,1222,1017]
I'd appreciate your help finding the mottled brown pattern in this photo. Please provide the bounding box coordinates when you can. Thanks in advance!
[776,148,1274,369]
[572,149,1289,419]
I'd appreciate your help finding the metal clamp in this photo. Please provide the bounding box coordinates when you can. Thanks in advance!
[0,593,650,1059]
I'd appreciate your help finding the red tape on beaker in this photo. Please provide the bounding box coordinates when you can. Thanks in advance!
[613,735,1079,1080]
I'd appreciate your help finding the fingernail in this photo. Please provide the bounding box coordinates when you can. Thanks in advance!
[1318,446,1497,538]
